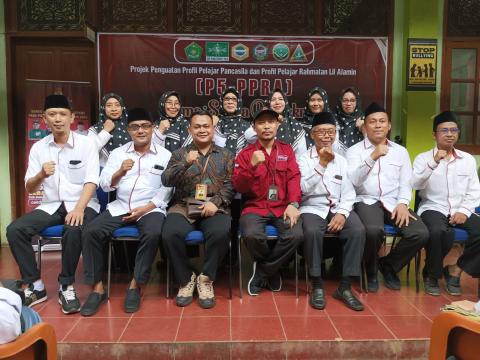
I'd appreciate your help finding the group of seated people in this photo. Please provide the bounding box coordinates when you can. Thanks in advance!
[5,86,480,320]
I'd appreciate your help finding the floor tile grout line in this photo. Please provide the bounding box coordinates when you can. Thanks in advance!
[325,312,343,340]
[403,296,437,323]
[117,314,134,342]
[363,302,398,340]
[59,317,81,342]
[272,291,288,342]
[173,306,184,343]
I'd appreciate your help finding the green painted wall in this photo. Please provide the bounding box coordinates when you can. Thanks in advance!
[0,0,11,244]
[396,0,444,159]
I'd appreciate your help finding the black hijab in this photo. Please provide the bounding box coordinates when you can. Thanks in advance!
[216,87,250,155]
[158,90,192,152]
[267,88,305,150]
[334,86,364,148]
[89,92,129,158]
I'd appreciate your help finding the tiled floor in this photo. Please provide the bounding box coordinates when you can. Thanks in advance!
[1,245,478,359]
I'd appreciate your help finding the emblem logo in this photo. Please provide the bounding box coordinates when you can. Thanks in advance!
[272,43,290,62]
[184,42,203,61]
[206,42,229,61]
[231,43,249,61]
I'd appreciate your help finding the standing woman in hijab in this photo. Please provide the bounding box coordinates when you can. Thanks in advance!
[154,90,191,152]
[298,87,331,149]
[334,87,365,153]
[246,88,307,157]
[215,87,251,155]
[88,93,130,167]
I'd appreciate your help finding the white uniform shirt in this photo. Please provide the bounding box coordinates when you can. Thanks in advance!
[299,147,355,219]
[24,132,100,215]
[88,129,113,167]
[100,141,173,218]
[412,147,480,217]
[0,287,22,344]
[346,138,412,212]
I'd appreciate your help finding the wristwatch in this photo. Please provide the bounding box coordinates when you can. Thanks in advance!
[289,202,300,209]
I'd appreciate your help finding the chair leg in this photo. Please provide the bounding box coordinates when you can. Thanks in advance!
[37,238,42,274]
[107,240,112,299]
[228,237,232,300]
[166,257,170,299]
[238,234,243,299]
[362,259,368,293]
[305,260,309,295]
[406,260,411,286]
[295,250,299,298]
[415,249,421,293]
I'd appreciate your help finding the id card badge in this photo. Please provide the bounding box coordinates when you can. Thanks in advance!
[195,184,208,200]
[267,185,279,201]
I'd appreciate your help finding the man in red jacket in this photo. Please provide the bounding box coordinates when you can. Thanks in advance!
[233,109,303,296]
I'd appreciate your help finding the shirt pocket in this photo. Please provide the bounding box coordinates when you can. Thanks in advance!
[149,165,164,189]
[67,160,86,184]
[455,173,470,193]
[384,161,402,181]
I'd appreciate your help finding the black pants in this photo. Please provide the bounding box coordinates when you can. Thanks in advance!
[421,210,480,279]
[240,213,303,277]
[82,210,165,285]
[6,205,97,285]
[301,211,365,278]
[354,201,429,275]
[162,213,231,284]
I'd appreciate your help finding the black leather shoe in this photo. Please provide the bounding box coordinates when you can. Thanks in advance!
[379,261,401,290]
[367,275,379,293]
[80,292,107,317]
[124,288,141,313]
[309,288,326,310]
[333,288,364,311]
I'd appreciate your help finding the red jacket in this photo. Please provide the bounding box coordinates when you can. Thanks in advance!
[233,140,301,217]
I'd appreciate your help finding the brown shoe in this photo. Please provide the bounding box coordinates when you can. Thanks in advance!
[196,273,216,309]
[176,272,196,307]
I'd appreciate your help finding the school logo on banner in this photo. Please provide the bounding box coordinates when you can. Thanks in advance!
[290,44,307,62]
[206,42,229,61]
[253,44,268,61]
[184,42,203,61]
[231,43,249,61]
[272,43,290,62]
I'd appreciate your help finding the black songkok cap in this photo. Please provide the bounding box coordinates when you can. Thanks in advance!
[364,102,386,118]
[127,107,153,123]
[44,94,71,111]
[252,108,279,123]
[311,112,336,127]
[433,111,458,131]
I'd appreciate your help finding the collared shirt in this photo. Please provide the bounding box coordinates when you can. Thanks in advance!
[233,140,301,217]
[298,147,355,219]
[161,143,235,220]
[346,138,412,212]
[100,141,173,218]
[24,132,100,215]
[412,147,480,217]
[87,129,113,167]
[0,287,22,344]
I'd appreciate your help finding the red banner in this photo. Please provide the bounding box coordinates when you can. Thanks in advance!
[24,80,92,213]
[98,34,387,118]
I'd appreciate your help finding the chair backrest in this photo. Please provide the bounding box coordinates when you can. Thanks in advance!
[0,323,57,360]
[96,186,109,213]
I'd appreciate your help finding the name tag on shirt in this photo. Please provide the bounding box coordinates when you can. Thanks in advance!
[334,175,342,180]
[277,155,288,162]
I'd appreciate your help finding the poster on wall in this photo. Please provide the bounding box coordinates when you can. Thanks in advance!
[98,34,387,118]
[406,38,437,91]
[24,79,92,214]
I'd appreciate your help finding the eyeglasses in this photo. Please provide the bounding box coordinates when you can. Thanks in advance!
[342,99,356,104]
[312,129,335,136]
[223,96,238,102]
[165,101,180,106]
[436,127,460,135]
[128,123,153,131]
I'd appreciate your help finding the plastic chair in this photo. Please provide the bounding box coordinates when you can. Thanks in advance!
[36,187,108,274]
[107,225,140,298]
[384,224,421,292]
[165,230,233,300]
[238,225,299,299]
[429,311,480,360]
[0,323,57,360]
